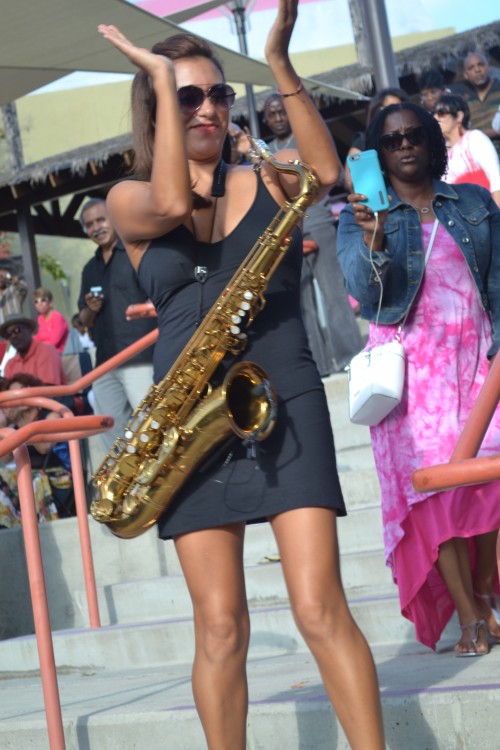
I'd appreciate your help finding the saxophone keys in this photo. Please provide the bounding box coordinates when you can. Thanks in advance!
[91,497,114,520]
[231,314,242,324]
[243,290,254,300]
[230,325,240,334]
[126,444,137,454]
[123,496,140,516]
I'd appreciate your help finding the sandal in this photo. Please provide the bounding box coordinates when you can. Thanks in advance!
[476,593,500,626]
[454,619,489,658]
[475,594,500,641]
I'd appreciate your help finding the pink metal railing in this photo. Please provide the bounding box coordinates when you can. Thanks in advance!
[412,353,500,580]
[0,326,158,748]
[0,410,113,750]
[0,328,158,623]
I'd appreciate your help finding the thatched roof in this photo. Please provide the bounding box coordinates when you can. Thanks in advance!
[0,133,133,193]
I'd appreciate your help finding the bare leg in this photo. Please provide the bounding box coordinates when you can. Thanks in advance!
[174,524,249,750]
[270,508,385,750]
[472,530,500,633]
[473,530,499,594]
[436,538,489,653]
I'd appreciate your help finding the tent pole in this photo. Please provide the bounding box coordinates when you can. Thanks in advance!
[353,0,399,90]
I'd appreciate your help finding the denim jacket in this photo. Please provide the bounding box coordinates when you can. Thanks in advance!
[337,180,500,357]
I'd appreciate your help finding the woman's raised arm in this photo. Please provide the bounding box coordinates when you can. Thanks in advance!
[97,25,192,247]
[264,0,341,195]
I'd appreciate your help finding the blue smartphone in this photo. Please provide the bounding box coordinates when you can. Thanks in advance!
[347,150,390,212]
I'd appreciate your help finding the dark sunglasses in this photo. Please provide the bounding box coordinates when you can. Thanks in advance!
[380,126,427,152]
[4,325,23,338]
[432,106,453,117]
[177,84,236,115]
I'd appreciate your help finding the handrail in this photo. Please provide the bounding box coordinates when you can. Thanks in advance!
[0,406,113,455]
[0,327,158,405]
[125,301,157,319]
[0,396,113,630]
[412,354,500,492]
[0,326,158,749]
[0,410,112,750]
[0,326,159,625]
[411,353,500,583]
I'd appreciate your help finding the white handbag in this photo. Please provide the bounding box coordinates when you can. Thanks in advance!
[347,219,439,427]
[348,340,405,425]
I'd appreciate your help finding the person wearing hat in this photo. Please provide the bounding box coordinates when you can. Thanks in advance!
[0,313,65,385]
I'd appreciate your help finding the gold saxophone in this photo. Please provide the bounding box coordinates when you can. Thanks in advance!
[91,138,319,538]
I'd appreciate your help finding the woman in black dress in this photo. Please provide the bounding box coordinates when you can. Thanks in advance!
[98,2,384,747]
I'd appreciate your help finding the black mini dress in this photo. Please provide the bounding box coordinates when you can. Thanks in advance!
[137,171,346,539]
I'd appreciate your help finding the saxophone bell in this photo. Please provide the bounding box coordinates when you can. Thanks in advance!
[224,361,277,442]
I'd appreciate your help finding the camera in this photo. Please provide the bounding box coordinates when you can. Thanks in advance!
[90,286,103,298]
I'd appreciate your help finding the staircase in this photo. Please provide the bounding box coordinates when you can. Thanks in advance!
[0,373,498,749]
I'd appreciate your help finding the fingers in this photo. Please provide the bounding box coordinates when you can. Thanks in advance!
[97,24,174,77]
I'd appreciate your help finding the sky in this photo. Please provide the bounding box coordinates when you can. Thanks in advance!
[31,0,499,94]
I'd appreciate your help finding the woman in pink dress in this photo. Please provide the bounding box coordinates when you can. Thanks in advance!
[33,287,69,353]
[338,102,500,656]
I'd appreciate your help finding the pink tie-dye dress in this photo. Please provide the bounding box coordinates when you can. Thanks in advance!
[368,221,500,649]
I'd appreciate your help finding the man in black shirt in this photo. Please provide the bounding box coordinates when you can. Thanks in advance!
[458,52,500,158]
[78,198,156,450]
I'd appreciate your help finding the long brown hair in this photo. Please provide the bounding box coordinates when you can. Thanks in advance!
[131,34,225,180]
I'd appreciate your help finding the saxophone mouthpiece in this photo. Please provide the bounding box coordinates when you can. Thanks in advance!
[246,135,271,161]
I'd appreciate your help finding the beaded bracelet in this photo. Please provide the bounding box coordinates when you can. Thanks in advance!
[278,80,304,98]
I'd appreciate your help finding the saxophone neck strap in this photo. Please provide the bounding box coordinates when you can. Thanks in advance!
[211,160,227,198]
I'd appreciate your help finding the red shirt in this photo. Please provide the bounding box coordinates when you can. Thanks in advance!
[5,339,66,385]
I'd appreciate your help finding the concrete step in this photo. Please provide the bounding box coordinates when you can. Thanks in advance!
[323,373,374,453]
[0,478,385,639]
[0,583,455,673]
[1,640,499,750]
[72,544,391,627]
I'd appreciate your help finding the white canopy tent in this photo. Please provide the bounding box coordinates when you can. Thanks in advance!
[0,0,366,105]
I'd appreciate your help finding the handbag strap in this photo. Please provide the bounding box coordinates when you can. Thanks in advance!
[395,218,439,337]
[372,217,439,337]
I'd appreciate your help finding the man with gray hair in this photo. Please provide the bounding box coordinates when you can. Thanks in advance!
[78,198,156,450]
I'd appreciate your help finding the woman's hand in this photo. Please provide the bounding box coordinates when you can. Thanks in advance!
[264,0,298,64]
[98,24,174,79]
[347,193,388,251]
